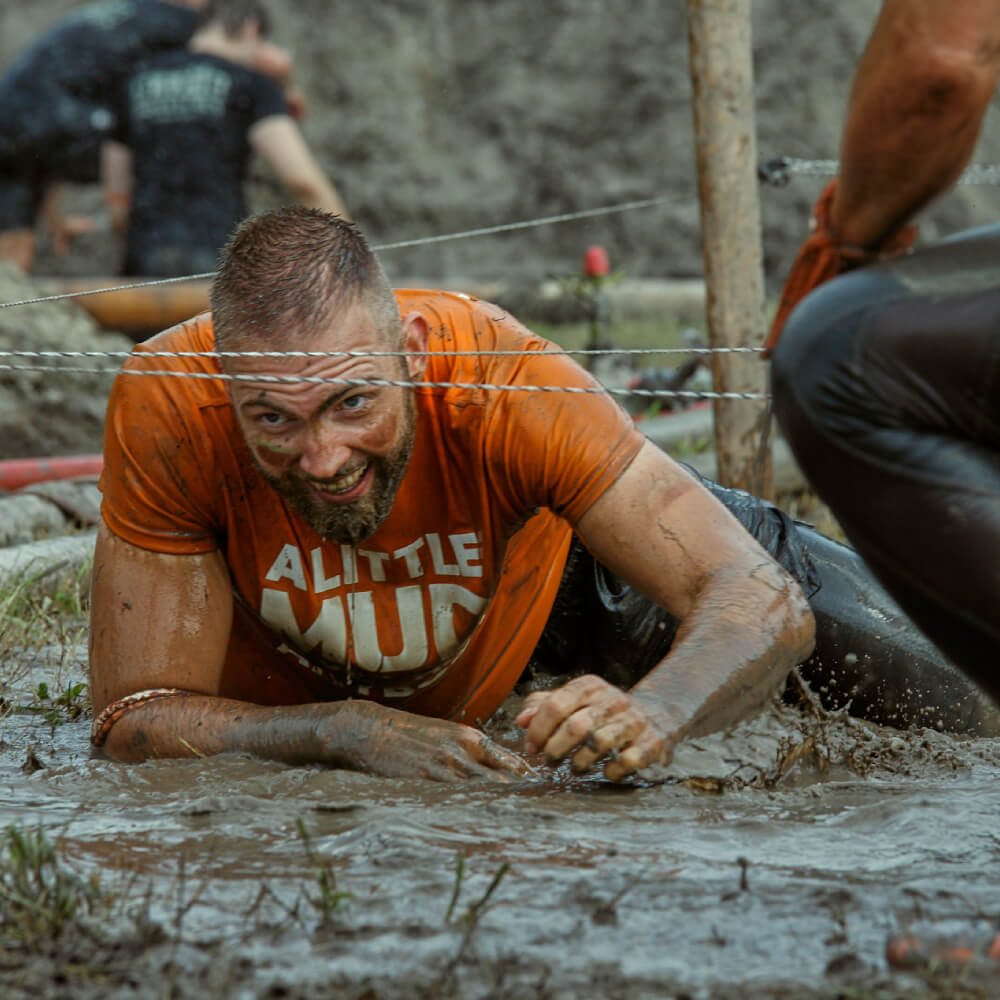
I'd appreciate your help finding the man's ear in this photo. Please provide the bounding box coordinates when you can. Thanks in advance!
[400,312,429,379]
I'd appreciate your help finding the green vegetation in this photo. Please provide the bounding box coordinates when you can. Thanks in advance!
[0,824,107,943]
[18,679,89,727]
[295,817,352,921]
[0,562,90,648]
[0,564,91,722]
[532,316,696,369]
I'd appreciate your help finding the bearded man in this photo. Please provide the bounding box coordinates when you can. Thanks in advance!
[91,205,982,782]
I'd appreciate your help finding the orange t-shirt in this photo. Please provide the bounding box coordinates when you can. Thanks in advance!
[100,290,645,724]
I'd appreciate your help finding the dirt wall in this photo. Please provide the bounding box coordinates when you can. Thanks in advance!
[5,0,1000,287]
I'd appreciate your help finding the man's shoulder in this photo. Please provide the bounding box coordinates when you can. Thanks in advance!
[118,312,229,413]
[128,311,215,365]
[392,288,548,352]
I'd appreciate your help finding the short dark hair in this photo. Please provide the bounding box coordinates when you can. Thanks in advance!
[211,206,400,353]
[197,0,272,38]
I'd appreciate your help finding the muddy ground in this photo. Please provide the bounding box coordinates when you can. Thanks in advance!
[3,638,1000,999]
[2,4,1000,998]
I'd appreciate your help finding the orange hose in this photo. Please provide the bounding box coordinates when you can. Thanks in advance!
[0,455,103,491]
[37,277,211,337]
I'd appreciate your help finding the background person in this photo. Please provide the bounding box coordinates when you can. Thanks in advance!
[769,0,1000,696]
[0,0,207,272]
[103,0,349,277]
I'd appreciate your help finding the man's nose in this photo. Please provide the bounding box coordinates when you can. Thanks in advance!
[297,425,352,480]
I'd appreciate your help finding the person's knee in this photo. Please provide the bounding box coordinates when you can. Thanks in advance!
[770,280,854,438]
[771,268,904,441]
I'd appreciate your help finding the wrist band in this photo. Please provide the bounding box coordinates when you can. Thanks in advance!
[91,687,193,746]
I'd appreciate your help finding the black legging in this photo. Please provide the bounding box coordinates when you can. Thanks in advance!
[770,223,1000,703]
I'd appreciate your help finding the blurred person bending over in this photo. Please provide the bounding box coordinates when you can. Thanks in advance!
[103,0,349,277]
[0,0,207,272]
[768,0,1000,697]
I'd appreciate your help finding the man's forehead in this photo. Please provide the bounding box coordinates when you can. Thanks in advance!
[241,294,383,353]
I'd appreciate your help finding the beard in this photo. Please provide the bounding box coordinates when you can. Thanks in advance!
[256,393,417,545]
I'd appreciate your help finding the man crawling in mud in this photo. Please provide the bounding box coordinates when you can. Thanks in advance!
[89,206,975,782]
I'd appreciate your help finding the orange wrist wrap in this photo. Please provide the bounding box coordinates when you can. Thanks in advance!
[763,179,917,358]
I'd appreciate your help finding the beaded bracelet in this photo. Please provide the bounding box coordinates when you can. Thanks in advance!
[91,687,193,747]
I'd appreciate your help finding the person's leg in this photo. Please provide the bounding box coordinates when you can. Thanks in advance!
[771,226,1000,701]
[0,169,42,272]
[685,472,996,732]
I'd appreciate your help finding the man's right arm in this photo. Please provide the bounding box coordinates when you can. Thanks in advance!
[88,522,526,780]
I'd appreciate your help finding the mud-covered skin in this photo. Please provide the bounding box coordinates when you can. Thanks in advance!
[517,566,810,781]
[101,694,529,781]
[517,446,815,780]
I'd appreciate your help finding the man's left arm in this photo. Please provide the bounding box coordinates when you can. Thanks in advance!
[517,440,815,779]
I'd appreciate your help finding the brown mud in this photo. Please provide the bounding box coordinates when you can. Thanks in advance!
[3,638,999,999]
[3,5,1000,996]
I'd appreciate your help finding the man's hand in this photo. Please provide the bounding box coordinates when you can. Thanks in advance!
[515,674,678,780]
[337,703,531,782]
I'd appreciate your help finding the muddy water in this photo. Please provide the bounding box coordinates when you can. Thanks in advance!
[3,640,1000,999]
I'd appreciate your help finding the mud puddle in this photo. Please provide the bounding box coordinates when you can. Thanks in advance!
[2,640,1000,999]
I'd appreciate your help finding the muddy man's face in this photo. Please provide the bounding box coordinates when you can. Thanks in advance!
[227,300,428,544]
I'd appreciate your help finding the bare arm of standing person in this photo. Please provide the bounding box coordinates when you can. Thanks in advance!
[88,522,527,780]
[833,0,1000,249]
[765,0,1000,350]
[250,115,351,220]
[100,140,133,235]
[517,441,815,780]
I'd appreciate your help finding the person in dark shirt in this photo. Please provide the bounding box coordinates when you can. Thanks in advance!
[0,0,205,271]
[104,0,349,277]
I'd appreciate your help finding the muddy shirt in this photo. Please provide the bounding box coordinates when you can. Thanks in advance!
[0,0,197,157]
[100,291,645,723]
[110,49,289,275]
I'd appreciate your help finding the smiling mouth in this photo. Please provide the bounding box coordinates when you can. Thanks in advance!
[309,461,370,497]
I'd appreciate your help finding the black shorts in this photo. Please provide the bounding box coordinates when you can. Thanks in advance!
[0,133,103,230]
[0,168,42,229]
[771,223,1000,698]
[0,88,106,230]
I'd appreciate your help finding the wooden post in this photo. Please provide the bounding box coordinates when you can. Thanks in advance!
[687,0,772,497]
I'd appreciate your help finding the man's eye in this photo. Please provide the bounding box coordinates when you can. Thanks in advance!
[257,412,287,426]
[340,394,370,411]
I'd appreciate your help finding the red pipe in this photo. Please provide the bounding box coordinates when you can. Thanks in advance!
[0,455,104,491]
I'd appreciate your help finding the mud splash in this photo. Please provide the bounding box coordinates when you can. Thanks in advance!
[3,640,999,999]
